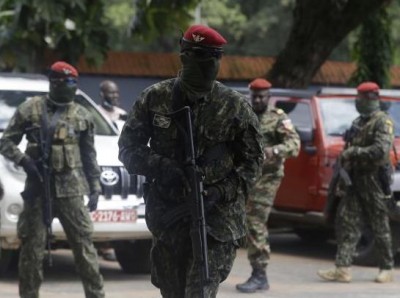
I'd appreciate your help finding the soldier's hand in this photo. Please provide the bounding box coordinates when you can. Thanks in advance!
[19,156,42,181]
[87,192,99,212]
[158,157,191,191]
[203,186,222,212]
[264,147,274,159]
[341,146,360,161]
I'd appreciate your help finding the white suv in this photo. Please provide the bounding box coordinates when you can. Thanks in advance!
[0,73,152,275]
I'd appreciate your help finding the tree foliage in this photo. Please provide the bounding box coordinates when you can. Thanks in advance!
[267,0,391,88]
[350,5,392,88]
[0,0,109,72]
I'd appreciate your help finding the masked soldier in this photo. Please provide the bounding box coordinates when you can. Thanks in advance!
[236,78,300,293]
[118,25,263,298]
[0,61,105,298]
[318,82,395,283]
[98,80,127,123]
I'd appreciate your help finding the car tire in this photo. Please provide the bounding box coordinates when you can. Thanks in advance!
[0,249,19,277]
[113,239,151,274]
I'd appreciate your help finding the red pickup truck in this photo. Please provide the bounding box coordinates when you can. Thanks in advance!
[237,87,400,266]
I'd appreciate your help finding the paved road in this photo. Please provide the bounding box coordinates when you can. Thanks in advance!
[1,232,399,298]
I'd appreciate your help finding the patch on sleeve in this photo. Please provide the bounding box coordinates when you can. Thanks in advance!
[153,114,171,128]
[274,108,284,115]
[385,119,393,135]
[282,118,294,131]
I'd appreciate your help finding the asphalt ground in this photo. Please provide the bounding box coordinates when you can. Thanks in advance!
[1,232,399,298]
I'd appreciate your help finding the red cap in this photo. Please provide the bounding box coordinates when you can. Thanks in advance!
[182,24,227,49]
[357,81,379,93]
[50,61,78,78]
[248,78,272,90]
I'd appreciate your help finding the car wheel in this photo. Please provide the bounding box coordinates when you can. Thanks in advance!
[113,239,151,274]
[0,249,19,277]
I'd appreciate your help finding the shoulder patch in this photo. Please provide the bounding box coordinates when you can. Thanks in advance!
[385,119,394,135]
[281,118,294,131]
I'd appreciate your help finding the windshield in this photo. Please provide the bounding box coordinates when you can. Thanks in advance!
[0,90,116,135]
[319,98,400,137]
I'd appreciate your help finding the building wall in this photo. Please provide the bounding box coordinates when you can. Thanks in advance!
[78,75,250,111]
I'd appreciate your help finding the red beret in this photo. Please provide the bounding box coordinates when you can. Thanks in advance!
[182,24,227,49]
[357,81,379,93]
[248,78,272,90]
[50,61,78,78]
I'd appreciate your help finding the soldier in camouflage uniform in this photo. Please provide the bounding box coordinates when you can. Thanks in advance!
[318,82,394,283]
[0,62,105,298]
[236,78,300,293]
[118,25,263,298]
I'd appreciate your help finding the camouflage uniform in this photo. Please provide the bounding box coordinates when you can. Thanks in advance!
[335,110,394,270]
[0,96,105,298]
[119,78,263,297]
[247,108,300,270]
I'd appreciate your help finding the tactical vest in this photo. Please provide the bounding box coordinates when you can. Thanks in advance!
[24,96,87,173]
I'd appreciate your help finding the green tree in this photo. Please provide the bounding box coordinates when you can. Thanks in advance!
[0,0,109,72]
[350,5,392,88]
[268,0,392,88]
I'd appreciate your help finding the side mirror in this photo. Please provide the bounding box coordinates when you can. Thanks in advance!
[296,126,314,143]
[296,126,317,155]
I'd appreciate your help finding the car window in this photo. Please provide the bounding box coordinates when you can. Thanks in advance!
[0,90,116,136]
[274,100,313,130]
[319,98,357,136]
[320,98,400,137]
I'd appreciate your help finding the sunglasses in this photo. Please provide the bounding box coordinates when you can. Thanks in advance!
[50,77,78,85]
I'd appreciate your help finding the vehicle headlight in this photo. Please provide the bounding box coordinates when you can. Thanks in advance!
[7,203,23,221]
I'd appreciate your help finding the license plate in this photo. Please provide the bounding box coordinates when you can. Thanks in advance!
[90,209,137,222]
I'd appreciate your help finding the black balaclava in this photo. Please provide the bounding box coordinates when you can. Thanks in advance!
[179,51,220,100]
[355,92,380,118]
[49,77,77,105]
[48,61,78,106]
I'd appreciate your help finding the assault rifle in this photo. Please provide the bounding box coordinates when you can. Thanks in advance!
[168,106,210,297]
[324,157,352,224]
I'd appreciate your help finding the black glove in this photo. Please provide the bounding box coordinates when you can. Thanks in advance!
[203,186,223,212]
[87,192,99,212]
[158,157,190,191]
[19,156,42,181]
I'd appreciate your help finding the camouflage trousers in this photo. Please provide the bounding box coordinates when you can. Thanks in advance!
[246,174,282,270]
[335,176,393,270]
[150,223,237,298]
[17,195,105,298]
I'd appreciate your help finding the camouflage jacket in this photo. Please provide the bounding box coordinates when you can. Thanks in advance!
[258,108,300,177]
[344,110,394,174]
[0,96,101,197]
[119,79,263,241]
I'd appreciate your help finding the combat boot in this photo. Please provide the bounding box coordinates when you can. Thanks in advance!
[236,268,269,293]
[317,266,351,283]
[375,269,393,283]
